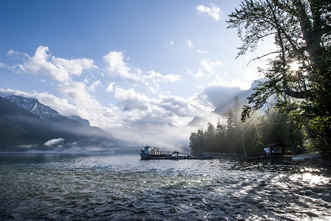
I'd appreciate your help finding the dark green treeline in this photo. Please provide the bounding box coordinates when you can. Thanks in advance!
[189,97,305,156]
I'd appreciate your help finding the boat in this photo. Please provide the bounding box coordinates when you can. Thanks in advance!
[140,145,169,160]
[140,146,188,160]
[139,146,214,160]
[165,151,186,160]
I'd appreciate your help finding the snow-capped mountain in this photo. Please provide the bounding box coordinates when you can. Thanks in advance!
[1,95,116,149]
[5,95,63,120]
[5,95,90,126]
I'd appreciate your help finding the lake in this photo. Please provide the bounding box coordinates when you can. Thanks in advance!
[0,152,330,220]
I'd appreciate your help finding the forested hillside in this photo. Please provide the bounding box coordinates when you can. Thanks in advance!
[191,0,331,155]
[189,97,305,156]
[0,96,56,147]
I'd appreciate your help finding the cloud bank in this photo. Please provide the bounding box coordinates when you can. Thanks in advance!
[3,46,215,150]
[44,138,64,146]
[1,44,256,151]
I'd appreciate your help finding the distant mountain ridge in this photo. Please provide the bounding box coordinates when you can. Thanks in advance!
[0,95,115,150]
[5,95,60,120]
[5,95,90,126]
[213,86,254,115]
[188,82,256,128]
[68,115,90,127]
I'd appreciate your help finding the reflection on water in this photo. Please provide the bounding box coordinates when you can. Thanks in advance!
[0,153,330,220]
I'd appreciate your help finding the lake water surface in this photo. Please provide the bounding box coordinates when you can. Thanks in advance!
[0,152,330,220]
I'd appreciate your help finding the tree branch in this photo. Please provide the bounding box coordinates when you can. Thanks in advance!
[246,51,280,66]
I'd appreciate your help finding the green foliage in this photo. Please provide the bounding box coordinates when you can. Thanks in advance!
[305,116,331,152]
[189,129,205,156]
[189,98,306,155]
[189,98,261,155]
[227,0,331,152]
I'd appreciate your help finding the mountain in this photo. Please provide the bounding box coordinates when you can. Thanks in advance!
[213,86,255,115]
[187,82,256,128]
[0,96,56,148]
[5,95,86,125]
[0,95,116,150]
[68,116,90,127]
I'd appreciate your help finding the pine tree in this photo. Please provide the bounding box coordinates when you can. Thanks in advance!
[205,122,217,152]
[216,118,227,152]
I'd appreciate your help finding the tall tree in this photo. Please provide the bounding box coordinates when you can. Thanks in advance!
[233,97,242,128]
[189,129,205,156]
[225,108,235,153]
[216,118,227,152]
[205,122,217,152]
[227,0,331,151]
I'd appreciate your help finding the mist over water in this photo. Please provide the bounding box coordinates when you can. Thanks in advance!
[0,153,330,220]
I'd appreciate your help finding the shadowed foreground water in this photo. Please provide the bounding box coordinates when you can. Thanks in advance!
[0,153,330,220]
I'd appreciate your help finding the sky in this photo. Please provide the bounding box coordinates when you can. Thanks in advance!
[0,0,273,150]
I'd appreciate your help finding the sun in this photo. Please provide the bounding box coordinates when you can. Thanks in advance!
[289,61,300,72]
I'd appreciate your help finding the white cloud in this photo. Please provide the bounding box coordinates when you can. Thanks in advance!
[103,51,180,92]
[21,46,66,81]
[44,138,64,146]
[12,46,96,82]
[196,4,220,21]
[88,80,101,92]
[197,49,208,54]
[106,82,116,92]
[7,49,15,56]
[205,60,260,90]
[112,86,213,128]
[186,68,204,79]
[52,57,96,76]
[195,68,205,78]
[103,51,142,85]
[57,81,121,127]
[185,39,193,47]
[147,71,180,83]
[105,87,214,151]
[144,70,181,93]
[200,59,223,73]
[114,87,151,112]
[209,74,254,91]
[159,94,211,118]
[168,41,174,47]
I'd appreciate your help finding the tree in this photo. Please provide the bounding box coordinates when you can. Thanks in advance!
[216,118,227,152]
[189,99,263,155]
[205,122,217,152]
[189,129,205,156]
[225,97,245,153]
[227,0,331,151]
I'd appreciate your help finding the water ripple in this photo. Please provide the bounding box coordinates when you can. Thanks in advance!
[0,153,330,220]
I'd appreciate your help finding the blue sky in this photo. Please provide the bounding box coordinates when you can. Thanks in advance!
[0,0,272,149]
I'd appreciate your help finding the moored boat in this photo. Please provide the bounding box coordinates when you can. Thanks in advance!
[140,146,189,160]
[140,145,169,160]
[165,151,186,160]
